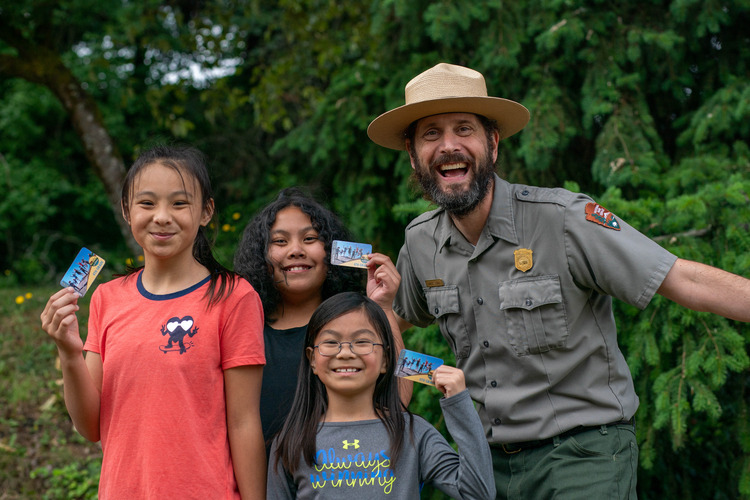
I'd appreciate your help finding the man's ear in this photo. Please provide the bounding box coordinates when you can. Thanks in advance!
[490,130,500,164]
[405,139,417,170]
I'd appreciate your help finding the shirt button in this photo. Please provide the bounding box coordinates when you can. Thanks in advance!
[490,380,497,387]
[525,298,533,307]
[521,190,529,196]
[476,297,484,305]
[483,340,489,348]
[434,307,439,315]
[494,418,501,425]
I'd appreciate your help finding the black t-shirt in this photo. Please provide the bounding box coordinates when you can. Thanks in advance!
[259,323,307,454]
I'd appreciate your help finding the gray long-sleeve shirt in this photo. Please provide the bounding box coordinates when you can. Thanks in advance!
[267,389,494,499]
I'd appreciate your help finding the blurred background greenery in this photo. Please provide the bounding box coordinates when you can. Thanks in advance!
[1,0,749,498]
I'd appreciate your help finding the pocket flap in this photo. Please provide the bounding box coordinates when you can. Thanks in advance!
[499,275,562,311]
[425,286,460,318]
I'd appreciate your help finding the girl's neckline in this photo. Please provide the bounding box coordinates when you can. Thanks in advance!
[136,271,211,301]
[320,417,382,425]
[266,323,307,333]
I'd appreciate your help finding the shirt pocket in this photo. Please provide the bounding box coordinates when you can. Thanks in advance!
[498,275,569,356]
[424,285,471,359]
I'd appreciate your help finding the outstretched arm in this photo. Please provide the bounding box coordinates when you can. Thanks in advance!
[657,258,750,322]
[366,253,413,406]
[40,288,102,442]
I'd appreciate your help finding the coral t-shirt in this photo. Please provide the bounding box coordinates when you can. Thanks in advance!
[84,272,265,499]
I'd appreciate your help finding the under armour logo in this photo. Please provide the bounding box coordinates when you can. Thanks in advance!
[342,439,360,449]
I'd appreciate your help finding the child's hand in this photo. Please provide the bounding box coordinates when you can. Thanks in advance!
[365,253,401,310]
[41,288,82,357]
[432,365,466,398]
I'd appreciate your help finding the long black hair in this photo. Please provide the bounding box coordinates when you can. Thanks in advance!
[233,188,364,322]
[273,292,410,474]
[121,144,236,307]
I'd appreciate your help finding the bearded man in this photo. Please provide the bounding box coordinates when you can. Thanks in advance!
[368,63,750,499]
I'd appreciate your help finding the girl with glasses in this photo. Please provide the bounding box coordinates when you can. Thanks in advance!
[234,189,403,455]
[267,292,494,499]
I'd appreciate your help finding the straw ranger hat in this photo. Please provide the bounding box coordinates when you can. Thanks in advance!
[367,63,530,151]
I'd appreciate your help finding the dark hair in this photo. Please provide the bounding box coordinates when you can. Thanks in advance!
[233,187,364,322]
[121,144,237,307]
[404,113,499,154]
[273,292,409,474]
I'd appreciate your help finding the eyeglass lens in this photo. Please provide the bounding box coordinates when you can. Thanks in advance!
[317,341,377,356]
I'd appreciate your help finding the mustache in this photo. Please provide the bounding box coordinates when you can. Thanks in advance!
[429,152,471,169]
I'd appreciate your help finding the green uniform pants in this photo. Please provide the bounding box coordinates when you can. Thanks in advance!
[491,422,638,500]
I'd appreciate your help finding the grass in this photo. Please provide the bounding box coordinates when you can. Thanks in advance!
[0,287,101,499]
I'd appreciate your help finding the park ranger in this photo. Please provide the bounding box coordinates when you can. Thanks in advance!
[367,62,750,499]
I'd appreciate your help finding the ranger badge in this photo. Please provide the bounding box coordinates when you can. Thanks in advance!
[514,248,533,272]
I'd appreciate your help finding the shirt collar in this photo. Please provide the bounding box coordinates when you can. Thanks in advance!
[436,174,519,252]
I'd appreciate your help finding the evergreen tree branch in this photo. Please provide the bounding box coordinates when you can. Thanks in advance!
[653,226,712,242]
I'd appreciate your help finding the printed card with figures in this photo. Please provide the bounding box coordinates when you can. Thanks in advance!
[395,349,444,386]
[330,240,372,269]
[60,247,106,297]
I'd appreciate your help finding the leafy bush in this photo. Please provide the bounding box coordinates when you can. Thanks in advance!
[30,459,101,500]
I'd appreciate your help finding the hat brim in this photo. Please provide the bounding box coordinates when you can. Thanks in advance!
[367,96,530,151]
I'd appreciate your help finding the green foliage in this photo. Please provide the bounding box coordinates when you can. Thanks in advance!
[0,80,123,283]
[0,288,102,496]
[2,0,750,497]
[30,459,101,500]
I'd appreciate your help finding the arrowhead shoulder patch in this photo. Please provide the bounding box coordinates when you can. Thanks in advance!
[585,202,621,231]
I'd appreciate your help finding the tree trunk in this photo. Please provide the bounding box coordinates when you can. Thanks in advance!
[0,23,141,257]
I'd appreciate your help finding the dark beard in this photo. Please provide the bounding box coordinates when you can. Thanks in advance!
[413,148,495,217]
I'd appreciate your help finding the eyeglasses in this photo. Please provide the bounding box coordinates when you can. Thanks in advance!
[313,340,384,357]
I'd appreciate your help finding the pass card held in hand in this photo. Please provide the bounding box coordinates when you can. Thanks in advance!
[395,349,444,386]
[331,240,372,269]
[60,247,106,297]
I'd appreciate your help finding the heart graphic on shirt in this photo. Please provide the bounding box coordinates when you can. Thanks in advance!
[167,318,194,332]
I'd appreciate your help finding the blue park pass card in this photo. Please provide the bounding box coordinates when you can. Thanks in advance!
[60,247,106,297]
[395,349,444,386]
[331,240,372,269]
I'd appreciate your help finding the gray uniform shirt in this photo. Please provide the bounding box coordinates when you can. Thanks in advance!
[267,390,495,499]
[394,175,677,444]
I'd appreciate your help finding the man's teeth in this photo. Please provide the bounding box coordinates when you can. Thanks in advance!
[335,368,359,372]
[440,163,467,171]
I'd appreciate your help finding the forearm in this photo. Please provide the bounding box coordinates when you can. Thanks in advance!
[658,258,750,322]
[229,417,266,499]
[58,350,101,442]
